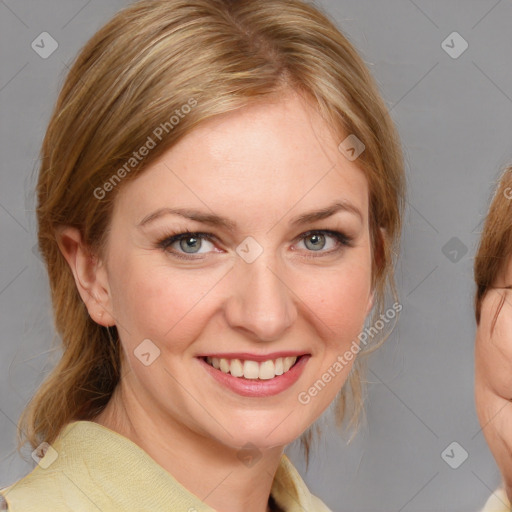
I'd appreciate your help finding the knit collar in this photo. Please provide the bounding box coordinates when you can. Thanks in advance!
[46,420,316,512]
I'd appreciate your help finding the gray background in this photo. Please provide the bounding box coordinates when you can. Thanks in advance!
[1,0,511,510]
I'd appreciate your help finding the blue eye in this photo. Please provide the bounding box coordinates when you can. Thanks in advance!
[294,230,353,259]
[158,232,216,258]
[157,229,352,260]
[301,232,336,251]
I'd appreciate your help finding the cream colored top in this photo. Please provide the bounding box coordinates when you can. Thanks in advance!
[0,420,332,512]
[481,488,512,512]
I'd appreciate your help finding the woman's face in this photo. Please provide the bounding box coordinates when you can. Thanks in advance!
[475,258,512,497]
[101,90,374,450]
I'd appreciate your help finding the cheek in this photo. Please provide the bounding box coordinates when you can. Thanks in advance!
[479,294,512,358]
[476,294,512,399]
[109,257,225,351]
[109,242,372,352]
[298,253,373,340]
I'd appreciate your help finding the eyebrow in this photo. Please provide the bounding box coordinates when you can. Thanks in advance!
[137,200,363,230]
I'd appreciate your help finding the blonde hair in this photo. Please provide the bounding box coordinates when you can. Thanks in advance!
[21,0,405,465]
[474,165,512,327]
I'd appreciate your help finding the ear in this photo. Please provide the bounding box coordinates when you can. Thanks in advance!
[55,226,115,327]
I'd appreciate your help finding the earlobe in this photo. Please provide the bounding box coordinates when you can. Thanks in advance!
[55,226,115,327]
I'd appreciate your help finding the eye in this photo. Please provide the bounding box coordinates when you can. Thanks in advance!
[157,229,353,261]
[157,231,218,260]
[294,230,353,258]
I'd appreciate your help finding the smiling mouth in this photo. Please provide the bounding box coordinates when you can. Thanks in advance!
[201,355,303,380]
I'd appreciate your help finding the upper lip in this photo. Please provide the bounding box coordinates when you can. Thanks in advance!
[197,351,309,362]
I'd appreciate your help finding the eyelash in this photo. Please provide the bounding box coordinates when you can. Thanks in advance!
[156,229,353,261]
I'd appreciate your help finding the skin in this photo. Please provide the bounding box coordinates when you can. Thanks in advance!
[57,89,375,512]
[476,257,512,503]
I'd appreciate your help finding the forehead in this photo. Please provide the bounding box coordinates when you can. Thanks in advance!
[116,91,369,226]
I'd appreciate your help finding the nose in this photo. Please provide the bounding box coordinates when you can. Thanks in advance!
[224,255,297,342]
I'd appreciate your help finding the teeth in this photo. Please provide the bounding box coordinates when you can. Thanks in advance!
[274,358,284,375]
[258,360,275,380]
[230,358,243,377]
[244,360,260,379]
[205,356,299,379]
[283,356,296,372]
[219,358,230,373]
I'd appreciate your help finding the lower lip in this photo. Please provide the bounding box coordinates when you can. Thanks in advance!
[198,355,310,397]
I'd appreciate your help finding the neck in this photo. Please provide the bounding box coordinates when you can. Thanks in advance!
[94,379,285,512]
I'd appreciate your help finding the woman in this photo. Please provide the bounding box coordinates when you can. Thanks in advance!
[475,165,512,512]
[0,0,404,510]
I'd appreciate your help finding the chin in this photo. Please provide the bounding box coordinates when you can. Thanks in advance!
[199,412,304,452]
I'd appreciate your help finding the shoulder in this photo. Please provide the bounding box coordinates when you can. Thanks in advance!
[480,487,512,512]
[0,465,73,512]
[272,454,333,512]
[309,493,334,512]
[0,422,100,511]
